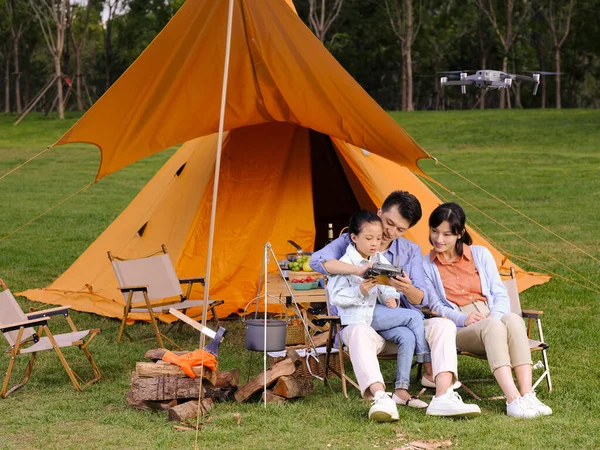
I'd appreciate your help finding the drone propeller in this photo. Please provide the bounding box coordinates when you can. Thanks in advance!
[437,70,475,74]
[524,70,563,75]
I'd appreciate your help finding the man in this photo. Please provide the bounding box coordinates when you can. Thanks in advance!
[310,190,480,419]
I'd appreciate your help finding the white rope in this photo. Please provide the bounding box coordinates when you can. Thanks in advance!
[195,0,235,445]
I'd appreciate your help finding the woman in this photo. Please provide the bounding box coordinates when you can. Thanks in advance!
[423,202,552,418]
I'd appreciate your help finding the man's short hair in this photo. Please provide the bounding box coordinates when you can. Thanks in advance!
[381,190,422,227]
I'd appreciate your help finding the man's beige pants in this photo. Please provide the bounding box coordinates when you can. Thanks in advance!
[341,317,458,397]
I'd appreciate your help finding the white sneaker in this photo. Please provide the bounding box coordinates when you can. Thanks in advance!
[368,391,399,422]
[523,391,552,416]
[506,396,540,418]
[426,388,481,418]
[421,375,461,390]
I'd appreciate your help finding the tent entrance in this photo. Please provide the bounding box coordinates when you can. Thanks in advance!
[310,129,362,250]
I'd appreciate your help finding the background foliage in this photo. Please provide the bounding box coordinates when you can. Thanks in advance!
[0,0,598,115]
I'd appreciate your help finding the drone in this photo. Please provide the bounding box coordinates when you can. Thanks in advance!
[440,70,541,95]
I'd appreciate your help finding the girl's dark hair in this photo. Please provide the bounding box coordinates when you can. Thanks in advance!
[428,202,472,256]
[348,210,382,236]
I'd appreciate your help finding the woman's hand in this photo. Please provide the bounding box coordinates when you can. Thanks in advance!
[384,297,398,308]
[464,311,487,326]
[359,277,377,296]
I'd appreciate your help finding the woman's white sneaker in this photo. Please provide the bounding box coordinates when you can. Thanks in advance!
[506,396,540,418]
[523,391,552,416]
[426,388,481,417]
[368,391,399,422]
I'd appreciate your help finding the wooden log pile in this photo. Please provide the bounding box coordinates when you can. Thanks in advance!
[127,349,240,423]
[234,349,314,404]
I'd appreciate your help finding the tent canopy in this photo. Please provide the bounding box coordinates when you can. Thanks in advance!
[20,0,550,318]
[57,0,429,180]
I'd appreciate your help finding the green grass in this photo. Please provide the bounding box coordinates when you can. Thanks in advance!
[0,111,599,449]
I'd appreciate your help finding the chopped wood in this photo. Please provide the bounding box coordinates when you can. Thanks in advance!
[234,351,301,403]
[126,391,177,411]
[168,398,213,423]
[130,373,237,402]
[272,375,314,398]
[262,390,286,404]
[144,348,190,361]
[215,369,240,389]
[130,372,203,402]
[135,361,217,386]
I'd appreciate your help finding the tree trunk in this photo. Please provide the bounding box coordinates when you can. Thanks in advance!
[13,39,21,113]
[74,47,84,111]
[479,55,487,110]
[104,22,113,90]
[555,48,561,109]
[401,47,407,111]
[54,56,64,119]
[3,57,9,113]
[404,0,413,111]
[500,56,508,109]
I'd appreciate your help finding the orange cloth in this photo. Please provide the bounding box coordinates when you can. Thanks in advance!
[430,245,486,307]
[162,350,217,378]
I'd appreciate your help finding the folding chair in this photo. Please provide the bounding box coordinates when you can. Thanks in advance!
[108,245,225,349]
[0,278,101,398]
[457,267,552,399]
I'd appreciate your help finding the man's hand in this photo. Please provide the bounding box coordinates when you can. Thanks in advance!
[384,297,398,308]
[354,262,372,278]
[388,273,412,293]
[359,277,377,296]
[464,311,487,326]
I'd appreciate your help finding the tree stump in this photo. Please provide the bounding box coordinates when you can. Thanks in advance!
[272,375,314,398]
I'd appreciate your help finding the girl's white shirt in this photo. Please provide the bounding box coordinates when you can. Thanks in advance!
[327,243,400,326]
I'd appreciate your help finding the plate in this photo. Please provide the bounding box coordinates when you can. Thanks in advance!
[291,281,319,290]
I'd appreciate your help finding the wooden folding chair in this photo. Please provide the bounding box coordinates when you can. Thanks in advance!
[108,245,224,349]
[458,267,552,400]
[0,278,101,398]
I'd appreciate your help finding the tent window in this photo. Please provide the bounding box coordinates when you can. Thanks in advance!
[176,163,187,177]
[137,222,148,237]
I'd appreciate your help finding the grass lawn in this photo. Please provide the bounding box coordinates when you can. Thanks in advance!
[0,110,599,449]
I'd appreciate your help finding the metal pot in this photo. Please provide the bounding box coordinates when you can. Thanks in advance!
[285,240,313,262]
[245,319,287,352]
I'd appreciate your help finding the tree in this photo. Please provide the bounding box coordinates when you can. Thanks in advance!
[541,0,575,109]
[384,0,421,111]
[5,0,29,113]
[102,0,122,90]
[0,2,11,112]
[68,0,95,111]
[29,0,69,119]
[308,0,344,43]
[476,0,530,109]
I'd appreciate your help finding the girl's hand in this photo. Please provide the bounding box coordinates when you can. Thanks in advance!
[359,277,377,296]
[464,311,487,326]
[384,297,398,308]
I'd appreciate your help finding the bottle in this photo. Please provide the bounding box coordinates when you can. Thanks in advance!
[325,223,334,244]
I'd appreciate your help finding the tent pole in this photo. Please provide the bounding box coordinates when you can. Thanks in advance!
[200,0,235,343]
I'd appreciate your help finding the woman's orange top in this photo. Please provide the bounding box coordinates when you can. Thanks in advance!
[430,245,486,306]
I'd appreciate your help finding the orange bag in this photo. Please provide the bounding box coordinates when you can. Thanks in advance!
[162,349,218,378]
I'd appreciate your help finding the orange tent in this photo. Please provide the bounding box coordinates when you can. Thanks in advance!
[20,0,549,318]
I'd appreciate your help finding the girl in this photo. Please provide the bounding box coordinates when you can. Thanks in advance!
[327,210,431,421]
[423,202,552,418]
